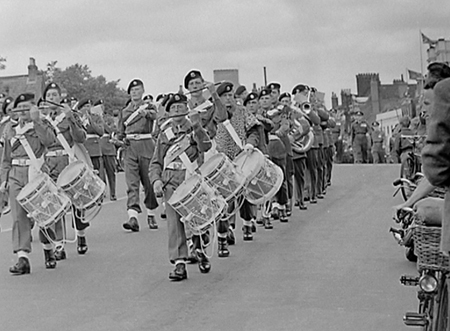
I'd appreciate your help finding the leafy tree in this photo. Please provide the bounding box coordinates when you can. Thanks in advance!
[44,61,128,113]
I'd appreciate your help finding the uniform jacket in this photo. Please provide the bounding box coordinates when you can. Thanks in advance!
[421,78,450,253]
[0,120,56,182]
[370,129,385,151]
[188,92,227,139]
[351,120,369,144]
[48,112,86,151]
[311,107,330,148]
[149,119,212,188]
[100,113,117,156]
[245,111,273,156]
[82,113,104,157]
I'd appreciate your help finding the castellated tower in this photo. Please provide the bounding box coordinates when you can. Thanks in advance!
[356,73,380,97]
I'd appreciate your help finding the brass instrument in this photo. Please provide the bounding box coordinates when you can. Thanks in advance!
[289,118,314,153]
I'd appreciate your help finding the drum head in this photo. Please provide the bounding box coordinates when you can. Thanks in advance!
[199,153,224,176]
[17,173,48,200]
[57,161,86,187]
[168,175,201,205]
[234,150,264,180]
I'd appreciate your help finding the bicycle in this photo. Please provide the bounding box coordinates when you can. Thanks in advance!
[399,206,449,330]
[399,135,426,201]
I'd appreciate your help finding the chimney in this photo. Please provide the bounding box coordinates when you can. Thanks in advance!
[28,57,38,81]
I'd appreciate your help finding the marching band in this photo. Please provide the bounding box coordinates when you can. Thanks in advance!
[0,72,340,281]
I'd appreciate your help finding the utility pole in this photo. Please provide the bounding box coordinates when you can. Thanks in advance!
[263,66,267,87]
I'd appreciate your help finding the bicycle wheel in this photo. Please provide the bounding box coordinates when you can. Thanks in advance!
[400,156,415,201]
[433,275,449,331]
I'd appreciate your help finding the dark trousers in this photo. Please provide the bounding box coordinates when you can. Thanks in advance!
[124,149,158,213]
[293,157,307,204]
[286,154,294,200]
[103,155,116,197]
[325,146,333,185]
[217,198,254,234]
[271,156,288,206]
[91,156,106,183]
[306,148,318,199]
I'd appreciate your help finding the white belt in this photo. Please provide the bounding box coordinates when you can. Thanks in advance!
[269,134,281,141]
[86,134,99,139]
[101,134,110,138]
[126,133,153,140]
[12,158,31,166]
[46,149,69,157]
[165,161,186,170]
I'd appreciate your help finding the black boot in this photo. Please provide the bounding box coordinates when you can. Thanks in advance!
[77,236,88,255]
[243,225,253,241]
[169,263,187,281]
[54,248,66,261]
[9,257,31,275]
[196,249,211,273]
[123,217,139,232]
[264,218,273,230]
[147,215,158,230]
[218,237,230,258]
[44,249,57,269]
[226,227,236,245]
[280,209,288,223]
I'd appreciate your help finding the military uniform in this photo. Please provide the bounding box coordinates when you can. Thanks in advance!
[351,113,370,163]
[149,93,212,280]
[370,122,386,164]
[322,117,336,187]
[394,126,414,164]
[100,112,118,200]
[331,118,344,163]
[118,79,159,231]
[1,93,56,274]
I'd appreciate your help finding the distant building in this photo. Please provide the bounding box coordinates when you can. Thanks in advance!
[0,57,45,101]
[427,38,450,64]
[213,69,239,87]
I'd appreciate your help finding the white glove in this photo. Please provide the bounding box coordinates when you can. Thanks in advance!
[244,143,254,153]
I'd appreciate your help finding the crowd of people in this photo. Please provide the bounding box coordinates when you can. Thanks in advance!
[0,69,344,281]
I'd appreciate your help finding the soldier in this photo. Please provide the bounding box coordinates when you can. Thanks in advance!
[351,111,370,163]
[322,117,336,188]
[370,121,386,164]
[330,110,344,163]
[41,83,88,260]
[78,99,106,182]
[1,93,56,274]
[394,116,414,164]
[119,79,159,231]
[96,100,117,201]
[150,93,212,281]
[234,85,248,105]
[268,82,281,107]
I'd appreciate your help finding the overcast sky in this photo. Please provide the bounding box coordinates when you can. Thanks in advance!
[1,0,449,106]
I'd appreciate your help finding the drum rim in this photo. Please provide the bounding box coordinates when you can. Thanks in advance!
[57,161,87,188]
[17,174,52,201]
[168,175,202,206]
[199,153,226,176]
[234,150,264,180]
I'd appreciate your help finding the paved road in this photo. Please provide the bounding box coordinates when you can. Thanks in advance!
[0,164,419,331]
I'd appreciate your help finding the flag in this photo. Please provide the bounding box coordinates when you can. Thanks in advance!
[421,32,437,45]
[408,69,423,81]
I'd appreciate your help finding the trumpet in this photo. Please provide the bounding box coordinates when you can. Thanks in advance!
[290,102,311,116]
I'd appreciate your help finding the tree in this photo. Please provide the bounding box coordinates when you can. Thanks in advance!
[44,62,128,113]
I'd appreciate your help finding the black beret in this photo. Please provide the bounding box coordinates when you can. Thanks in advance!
[43,82,61,99]
[355,111,364,116]
[2,96,13,114]
[279,92,291,101]
[127,79,144,94]
[143,94,153,102]
[291,84,309,95]
[310,87,317,93]
[258,88,271,99]
[268,82,281,91]
[0,93,6,98]
[77,98,92,109]
[94,99,104,106]
[217,82,234,97]
[243,92,258,106]
[184,70,203,89]
[165,93,188,112]
[372,121,380,126]
[13,93,35,109]
[156,94,165,102]
[70,96,78,102]
[235,85,246,96]
[161,93,174,108]
[61,97,71,105]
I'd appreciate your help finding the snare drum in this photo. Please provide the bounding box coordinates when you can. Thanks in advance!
[234,149,283,205]
[168,174,226,236]
[199,152,246,204]
[57,160,105,211]
[16,172,71,228]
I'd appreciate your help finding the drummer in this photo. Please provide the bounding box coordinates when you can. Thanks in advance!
[0,97,14,217]
[150,93,212,281]
[0,93,56,275]
[214,81,255,256]
[42,82,88,260]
